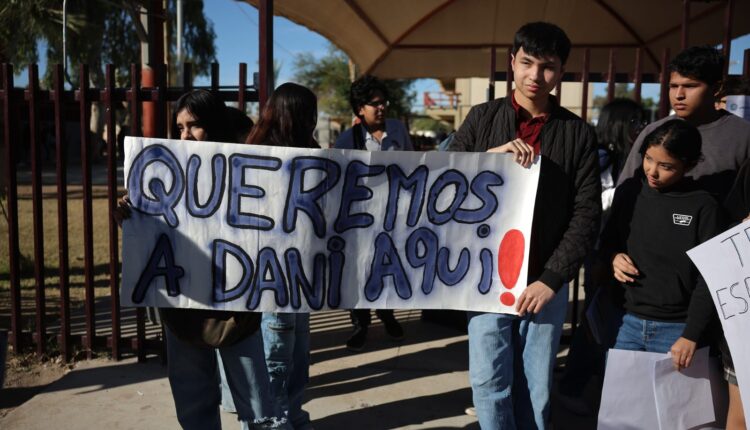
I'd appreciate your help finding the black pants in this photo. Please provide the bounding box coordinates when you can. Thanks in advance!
[350,309,394,328]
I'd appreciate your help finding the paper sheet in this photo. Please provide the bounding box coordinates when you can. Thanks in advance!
[653,348,714,430]
[598,349,665,430]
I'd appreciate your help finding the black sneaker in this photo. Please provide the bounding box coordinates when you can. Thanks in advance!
[346,327,368,351]
[381,316,404,340]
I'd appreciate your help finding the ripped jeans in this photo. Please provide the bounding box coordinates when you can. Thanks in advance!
[262,313,313,430]
[165,326,290,429]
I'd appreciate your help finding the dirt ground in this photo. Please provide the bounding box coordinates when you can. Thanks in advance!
[0,351,79,418]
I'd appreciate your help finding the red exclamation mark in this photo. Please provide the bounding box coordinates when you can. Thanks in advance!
[498,229,525,307]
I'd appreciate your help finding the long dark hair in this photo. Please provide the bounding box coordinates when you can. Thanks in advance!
[171,89,232,142]
[597,98,648,179]
[246,83,318,148]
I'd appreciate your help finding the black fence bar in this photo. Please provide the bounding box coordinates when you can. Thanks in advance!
[183,63,193,90]
[723,0,734,78]
[634,48,643,104]
[128,64,147,363]
[157,64,168,139]
[745,49,750,78]
[488,47,496,102]
[581,49,591,122]
[681,0,690,50]
[239,63,247,112]
[606,49,616,103]
[104,65,121,360]
[658,49,671,119]
[27,64,47,355]
[2,64,22,351]
[78,65,97,359]
[52,64,72,362]
[211,63,220,93]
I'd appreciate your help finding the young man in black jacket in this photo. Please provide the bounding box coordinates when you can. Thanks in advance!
[447,22,601,429]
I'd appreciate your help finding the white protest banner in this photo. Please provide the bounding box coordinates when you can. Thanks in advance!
[688,220,750,422]
[121,137,539,314]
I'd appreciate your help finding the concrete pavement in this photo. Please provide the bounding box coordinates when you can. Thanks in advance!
[0,309,481,430]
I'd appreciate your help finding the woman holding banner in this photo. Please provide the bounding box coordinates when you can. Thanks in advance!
[116,89,288,430]
[245,82,317,430]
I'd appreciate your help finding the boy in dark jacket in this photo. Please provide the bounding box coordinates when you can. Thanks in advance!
[448,22,601,429]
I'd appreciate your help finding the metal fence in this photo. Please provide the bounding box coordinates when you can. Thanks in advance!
[2,49,750,363]
[1,62,258,362]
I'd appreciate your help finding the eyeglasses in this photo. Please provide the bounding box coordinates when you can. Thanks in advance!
[365,99,389,108]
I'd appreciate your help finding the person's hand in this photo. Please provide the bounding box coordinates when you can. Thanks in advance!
[670,337,697,371]
[487,138,535,168]
[612,253,639,283]
[516,281,555,316]
[113,193,131,227]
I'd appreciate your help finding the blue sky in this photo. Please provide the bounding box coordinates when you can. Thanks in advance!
[197,0,441,106]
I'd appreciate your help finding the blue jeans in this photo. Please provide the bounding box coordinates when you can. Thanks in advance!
[165,325,289,430]
[468,284,568,430]
[614,313,685,353]
[262,313,312,430]
[219,352,237,412]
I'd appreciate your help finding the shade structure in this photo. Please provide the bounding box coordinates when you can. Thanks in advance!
[244,0,749,79]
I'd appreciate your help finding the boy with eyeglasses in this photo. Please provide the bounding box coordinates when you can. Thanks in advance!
[334,74,413,351]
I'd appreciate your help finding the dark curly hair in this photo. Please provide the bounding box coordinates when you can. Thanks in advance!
[639,119,702,168]
[668,46,725,87]
[512,22,571,65]
[349,75,389,117]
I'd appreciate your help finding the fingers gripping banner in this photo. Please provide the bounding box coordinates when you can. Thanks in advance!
[121,137,540,314]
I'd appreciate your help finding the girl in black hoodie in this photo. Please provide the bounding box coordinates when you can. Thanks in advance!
[601,119,723,370]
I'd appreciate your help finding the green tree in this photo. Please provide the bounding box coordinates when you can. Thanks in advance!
[1,0,217,87]
[1,0,217,154]
[294,45,415,121]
